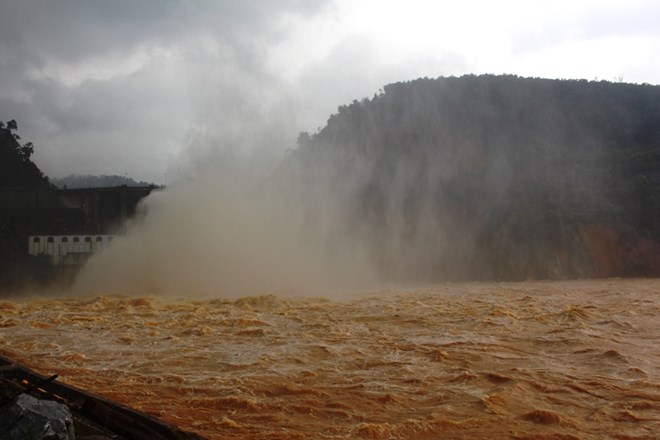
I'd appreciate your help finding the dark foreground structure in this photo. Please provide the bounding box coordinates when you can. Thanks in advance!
[0,185,155,291]
[0,355,203,440]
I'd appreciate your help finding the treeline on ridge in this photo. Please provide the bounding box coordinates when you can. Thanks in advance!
[276,74,660,281]
[51,174,155,189]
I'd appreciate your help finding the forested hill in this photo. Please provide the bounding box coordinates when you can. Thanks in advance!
[52,174,155,189]
[277,75,660,281]
[0,120,50,188]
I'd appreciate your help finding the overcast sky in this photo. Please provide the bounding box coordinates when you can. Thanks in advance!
[1,0,659,184]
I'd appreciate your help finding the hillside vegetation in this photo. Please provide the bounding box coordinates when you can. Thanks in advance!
[0,120,51,188]
[277,75,660,281]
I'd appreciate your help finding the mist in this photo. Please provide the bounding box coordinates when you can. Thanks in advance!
[72,81,378,296]
[73,75,660,296]
[74,173,375,296]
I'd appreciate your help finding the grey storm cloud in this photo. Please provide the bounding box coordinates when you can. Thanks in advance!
[1,0,659,183]
[0,1,328,63]
[0,0,332,182]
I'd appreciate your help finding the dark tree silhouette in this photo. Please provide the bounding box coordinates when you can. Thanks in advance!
[0,119,50,188]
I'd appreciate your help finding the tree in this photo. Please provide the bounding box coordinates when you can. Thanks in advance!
[296,132,311,148]
[0,119,50,187]
[1,119,32,160]
[19,142,34,161]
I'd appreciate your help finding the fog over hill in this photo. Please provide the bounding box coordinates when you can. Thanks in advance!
[273,75,660,281]
[77,75,660,295]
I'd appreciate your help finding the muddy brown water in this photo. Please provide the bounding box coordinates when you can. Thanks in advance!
[1,278,658,439]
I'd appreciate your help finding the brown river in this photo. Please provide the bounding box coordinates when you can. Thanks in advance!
[1,278,659,439]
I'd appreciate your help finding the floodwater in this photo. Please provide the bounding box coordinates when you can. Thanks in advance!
[1,278,659,439]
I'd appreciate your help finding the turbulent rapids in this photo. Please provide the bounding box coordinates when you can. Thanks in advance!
[1,278,659,439]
